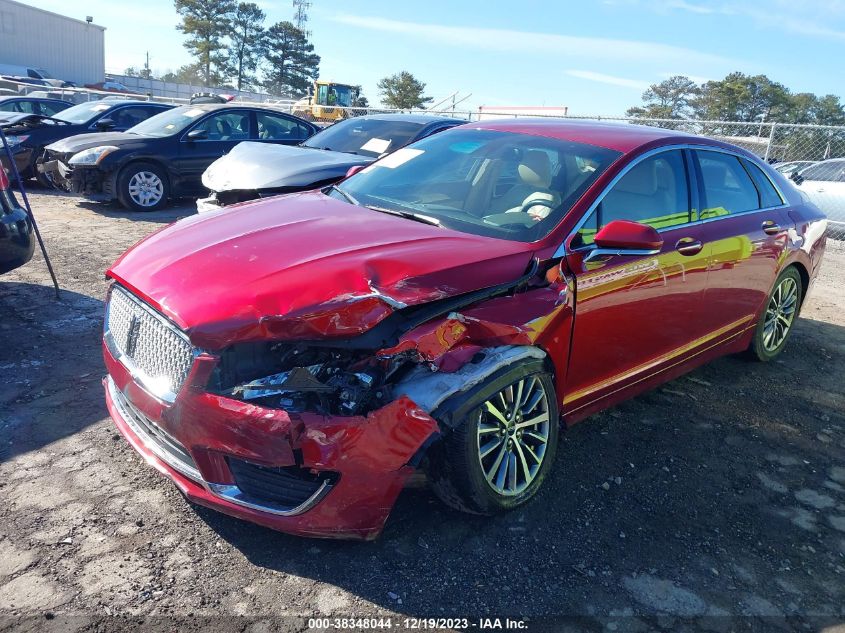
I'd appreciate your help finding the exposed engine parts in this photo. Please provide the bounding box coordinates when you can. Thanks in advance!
[213,341,414,416]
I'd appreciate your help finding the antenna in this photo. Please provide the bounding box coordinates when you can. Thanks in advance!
[292,0,311,36]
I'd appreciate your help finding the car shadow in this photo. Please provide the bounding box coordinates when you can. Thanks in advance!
[194,315,845,621]
[0,282,107,462]
[75,198,197,224]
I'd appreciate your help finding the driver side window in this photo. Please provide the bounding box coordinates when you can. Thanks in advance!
[576,150,691,246]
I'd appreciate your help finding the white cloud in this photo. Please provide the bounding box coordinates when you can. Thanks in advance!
[566,70,649,90]
[664,1,718,14]
[329,14,739,68]
[629,0,845,40]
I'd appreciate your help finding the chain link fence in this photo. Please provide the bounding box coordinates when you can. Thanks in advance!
[3,76,843,239]
[278,107,844,239]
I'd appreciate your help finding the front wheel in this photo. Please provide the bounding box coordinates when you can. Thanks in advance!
[429,359,559,515]
[117,162,169,212]
[748,266,802,361]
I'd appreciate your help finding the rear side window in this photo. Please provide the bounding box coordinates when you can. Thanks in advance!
[576,150,691,246]
[256,112,310,142]
[695,151,759,218]
[742,159,783,208]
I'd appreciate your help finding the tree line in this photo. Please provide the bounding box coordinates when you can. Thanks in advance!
[122,0,436,109]
[124,0,320,96]
[627,73,845,126]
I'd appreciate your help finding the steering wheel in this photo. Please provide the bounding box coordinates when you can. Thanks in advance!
[518,196,557,219]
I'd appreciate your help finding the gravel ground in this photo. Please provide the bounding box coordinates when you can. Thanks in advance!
[1,188,845,632]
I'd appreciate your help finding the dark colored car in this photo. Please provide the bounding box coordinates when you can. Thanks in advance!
[0,167,34,274]
[198,114,465,211]
[0,96,71,117]
[102,119,826,539]
[42,104,319,211]
[0,100,172,184]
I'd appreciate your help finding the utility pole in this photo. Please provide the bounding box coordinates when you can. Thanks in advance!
[143,51,151,80]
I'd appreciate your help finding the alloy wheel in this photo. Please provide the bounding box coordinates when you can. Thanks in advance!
[476,376,550,496]
[127,171,164,208]
[763,276,798,352]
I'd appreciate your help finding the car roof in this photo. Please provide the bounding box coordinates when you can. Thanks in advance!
[171,103,298,113]
[465,118,703,153]
[94,99,169,107]
[0,95,66,102]
[356,113,467,125]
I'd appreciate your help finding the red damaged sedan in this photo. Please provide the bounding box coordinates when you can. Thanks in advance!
[103,119,827,539]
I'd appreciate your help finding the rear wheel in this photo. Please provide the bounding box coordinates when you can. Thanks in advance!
[117,162,169,212]
[429,359,559,515]
[748,266,802,361]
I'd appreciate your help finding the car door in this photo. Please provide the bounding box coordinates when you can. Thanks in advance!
[176,109,253,192]
[691,149,792,339]
[563,148,711,416]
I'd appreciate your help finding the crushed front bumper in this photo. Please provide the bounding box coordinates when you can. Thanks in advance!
[103,342,440,540]
[196,194,222,213]
[39,155,113,200]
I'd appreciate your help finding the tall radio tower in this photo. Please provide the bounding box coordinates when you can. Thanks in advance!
[292,0,312,37]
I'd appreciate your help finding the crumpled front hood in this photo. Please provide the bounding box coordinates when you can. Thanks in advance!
[108,191,534,349]
[202,141,370,192]
[46,131,138,155]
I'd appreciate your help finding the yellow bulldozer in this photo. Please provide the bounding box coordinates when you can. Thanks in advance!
[291,80,361,123]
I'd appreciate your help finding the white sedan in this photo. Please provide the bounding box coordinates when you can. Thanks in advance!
[792,158,845,240]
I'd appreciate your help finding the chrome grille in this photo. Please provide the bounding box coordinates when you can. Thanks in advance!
[106,286,194,401]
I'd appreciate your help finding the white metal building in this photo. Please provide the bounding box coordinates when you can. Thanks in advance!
[0,0,105,85]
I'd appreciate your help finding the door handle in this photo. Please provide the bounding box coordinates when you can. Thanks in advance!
[675,238,703,256]
[762,220,780,235]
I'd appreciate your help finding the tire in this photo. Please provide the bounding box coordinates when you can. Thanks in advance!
[428,359,559,515]
[32,150,54,189]
[116,162,169,212]
[747,266,802,362]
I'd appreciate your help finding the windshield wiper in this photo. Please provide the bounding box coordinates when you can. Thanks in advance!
[367,205,442,227]
[327,184,361,206]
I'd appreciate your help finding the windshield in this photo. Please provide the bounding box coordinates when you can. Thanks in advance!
[302,118,426,157]
[331,129,621,242]
[320,84,354,107]
[126,106,208,137]
[54,101,121,124]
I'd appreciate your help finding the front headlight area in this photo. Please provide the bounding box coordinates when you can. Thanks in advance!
[3,135,30,148]
[209,341,419,417]
[69,145,119,166]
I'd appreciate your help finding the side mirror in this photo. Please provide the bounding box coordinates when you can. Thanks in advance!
[345,164,366,178]
[592,219,663,255]
[95,118,115,131]
[186,128,208,141]
[790,171,804,185]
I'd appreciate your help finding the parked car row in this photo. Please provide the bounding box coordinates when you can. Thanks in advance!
[9,96,464,212]
[0,99,172,184]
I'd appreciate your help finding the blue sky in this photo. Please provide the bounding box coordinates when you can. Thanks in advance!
[32,0,845,115]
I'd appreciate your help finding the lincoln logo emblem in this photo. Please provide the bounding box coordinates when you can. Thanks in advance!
[125,314,141,356]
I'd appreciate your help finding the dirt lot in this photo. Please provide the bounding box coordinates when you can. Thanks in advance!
[1,188,844,632]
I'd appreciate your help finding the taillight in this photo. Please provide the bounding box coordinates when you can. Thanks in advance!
[0,167,9,191]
